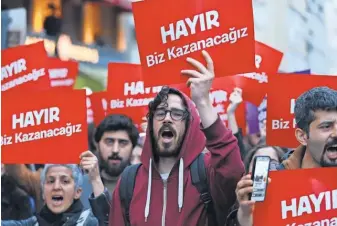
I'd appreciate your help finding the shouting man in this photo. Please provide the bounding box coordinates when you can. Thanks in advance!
[230,86,337,226]
[109,50,244,226]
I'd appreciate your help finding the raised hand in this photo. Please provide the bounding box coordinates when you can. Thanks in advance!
[227,87,243,114]
[181,50,215,105]
[80,151,104,197]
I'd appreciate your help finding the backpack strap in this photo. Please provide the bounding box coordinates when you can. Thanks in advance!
[120,163,142,226]
[190,153,218,226]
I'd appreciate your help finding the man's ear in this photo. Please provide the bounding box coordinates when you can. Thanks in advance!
[295,128,308,146]
[74,187,82,200]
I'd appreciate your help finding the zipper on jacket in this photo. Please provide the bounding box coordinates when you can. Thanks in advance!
[161,179,168,226]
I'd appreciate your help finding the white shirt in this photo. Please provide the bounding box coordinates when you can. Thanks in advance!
[160,173,169,180]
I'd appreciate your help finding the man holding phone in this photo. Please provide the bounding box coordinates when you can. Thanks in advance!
[226,86,337,226]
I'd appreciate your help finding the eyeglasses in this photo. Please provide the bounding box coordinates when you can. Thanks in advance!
[154,109,188,121]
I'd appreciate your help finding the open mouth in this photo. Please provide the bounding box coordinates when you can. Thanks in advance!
[52,196,64,205]
[161,130,174,142]
[326,144,337,159]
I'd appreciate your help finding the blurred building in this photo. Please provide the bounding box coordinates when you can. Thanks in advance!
[2,0,139,91]
[253,0,337,75]
[3,0,336,79]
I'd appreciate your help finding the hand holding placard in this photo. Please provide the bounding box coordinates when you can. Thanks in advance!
[80,150,104,197]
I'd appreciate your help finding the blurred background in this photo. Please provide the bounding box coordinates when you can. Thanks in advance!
[1,0,337,93]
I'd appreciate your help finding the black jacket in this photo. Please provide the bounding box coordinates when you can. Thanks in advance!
[88,188,111,226]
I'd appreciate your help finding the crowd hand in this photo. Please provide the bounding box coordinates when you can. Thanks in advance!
[80,151,101,182]
[181,50,214,105]
[80,151,105,197]
[227,87,243,115]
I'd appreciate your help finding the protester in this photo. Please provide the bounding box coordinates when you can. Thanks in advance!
[43,3,62,38]
[226,86,337,226]
[94,114,139,192]
[227,87,247,160]
[1,164,34,220]
[243,145,285,173]
[1,163,101,225]
[108,50,244,225]
[4,164,92,211]
[224,145,284,225]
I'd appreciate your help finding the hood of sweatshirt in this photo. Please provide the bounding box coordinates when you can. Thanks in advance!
[140,88,206,219]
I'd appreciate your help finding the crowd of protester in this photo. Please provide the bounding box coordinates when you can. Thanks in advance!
[1,52,337,226]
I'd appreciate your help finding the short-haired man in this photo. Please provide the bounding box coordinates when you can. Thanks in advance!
[94,114,139,192]
[229,86,337,226]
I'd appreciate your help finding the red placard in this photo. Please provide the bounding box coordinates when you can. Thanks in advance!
[132,0,255,86]
[1,89,88,163]
[209,78,246,131]
[254,167,337,226]
[1,42,51,93]
[254,41,283,73]
[89,91,108,126]
[107,63,142,92]
[266,74,337,147]
[48,58,78,88]
[107,63,161,130]
[214,75,267,106]
[232,41,283,105]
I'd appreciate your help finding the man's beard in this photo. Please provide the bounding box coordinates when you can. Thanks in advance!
[98,152,130,177]
[320,137,337,167]
[153,123,184,158]
[154,140,181,157]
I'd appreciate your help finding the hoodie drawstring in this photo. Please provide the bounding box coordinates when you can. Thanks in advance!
[144,158,152,222]
[178,158,184,212]
[144,158,185,222]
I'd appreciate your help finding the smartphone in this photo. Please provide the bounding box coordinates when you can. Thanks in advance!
[249,156,271,202]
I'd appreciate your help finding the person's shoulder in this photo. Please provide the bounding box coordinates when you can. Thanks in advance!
[277,149,295,170]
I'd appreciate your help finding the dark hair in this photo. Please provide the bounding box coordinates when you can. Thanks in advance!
[147,86,189,120]
[243,145,285,173]
[48,3,57,10]
[94,114,139,148]
[295,86,337,134]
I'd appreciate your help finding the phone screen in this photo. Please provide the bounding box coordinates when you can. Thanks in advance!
[251,156,270,202]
